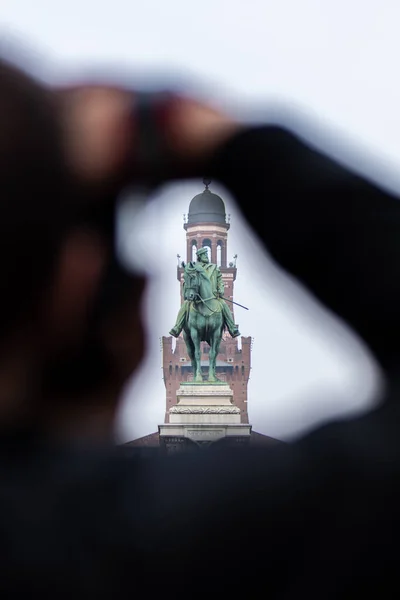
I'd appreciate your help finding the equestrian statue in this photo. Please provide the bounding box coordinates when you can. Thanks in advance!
[169,246,241,383]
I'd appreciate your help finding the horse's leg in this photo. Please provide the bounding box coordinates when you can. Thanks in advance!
[190,325,203,383]
[183,328,197,377]
[207,317,223,382]
[207,337,219,382]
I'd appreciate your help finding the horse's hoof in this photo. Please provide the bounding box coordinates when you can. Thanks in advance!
[195,375,203,383]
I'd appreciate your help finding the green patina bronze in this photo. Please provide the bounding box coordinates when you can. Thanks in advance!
[169,247,240,383]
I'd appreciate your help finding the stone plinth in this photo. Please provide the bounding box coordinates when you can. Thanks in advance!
[159,383,251,448]
[170,383,240,425]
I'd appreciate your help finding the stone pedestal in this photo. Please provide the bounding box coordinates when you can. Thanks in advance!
[159,383,251,451]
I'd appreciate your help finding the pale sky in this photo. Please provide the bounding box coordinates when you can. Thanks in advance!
[2,0,400,441]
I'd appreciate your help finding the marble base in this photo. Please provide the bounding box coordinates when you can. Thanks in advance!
[170,383,239,424]
[160,383,251,446]
[159,423,252,443]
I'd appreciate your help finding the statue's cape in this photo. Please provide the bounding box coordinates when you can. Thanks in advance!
[184,262,221,299]
[184,262,217,280]
[183,262,199,282]
[202,263,218,280]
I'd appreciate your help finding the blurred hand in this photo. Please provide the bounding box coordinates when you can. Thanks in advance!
[162,95,240,166]
[56,86,133,187]
[56,85,241,190]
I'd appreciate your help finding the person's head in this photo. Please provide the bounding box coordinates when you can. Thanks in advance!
[0,57,147,439]
[197,247,209,264]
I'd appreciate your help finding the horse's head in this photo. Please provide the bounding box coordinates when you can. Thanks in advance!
[183,268,199,301]
[184,283,199,301]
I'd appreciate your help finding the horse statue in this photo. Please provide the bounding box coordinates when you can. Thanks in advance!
[182,263,224,383]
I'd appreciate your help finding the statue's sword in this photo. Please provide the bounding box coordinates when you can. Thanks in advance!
[222,297,249,311]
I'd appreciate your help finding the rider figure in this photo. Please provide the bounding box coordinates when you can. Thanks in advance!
[169,246,241,338]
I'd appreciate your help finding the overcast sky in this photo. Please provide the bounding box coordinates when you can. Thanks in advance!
[3,0,400,441]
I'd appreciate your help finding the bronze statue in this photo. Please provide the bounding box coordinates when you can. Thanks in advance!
[169,246,240,382]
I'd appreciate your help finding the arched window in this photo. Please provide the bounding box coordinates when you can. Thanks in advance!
[191,239,197,262]
[217,240,223,266]
[169,365,172,375]
[202,239,212,261]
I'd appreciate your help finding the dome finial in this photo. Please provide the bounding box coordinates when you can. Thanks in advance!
[203,177,212,190]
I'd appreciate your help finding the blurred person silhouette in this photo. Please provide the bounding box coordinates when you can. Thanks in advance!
[0,60,148,443]
[1,53,400,599]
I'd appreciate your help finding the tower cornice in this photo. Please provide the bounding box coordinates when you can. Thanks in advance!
[184,222,230,232]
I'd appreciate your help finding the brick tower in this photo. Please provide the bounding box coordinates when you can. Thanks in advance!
[162,179,252,424]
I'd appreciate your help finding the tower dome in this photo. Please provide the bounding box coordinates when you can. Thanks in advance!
[187,178,226,224]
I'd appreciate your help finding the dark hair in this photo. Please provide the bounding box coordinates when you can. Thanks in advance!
[0,59,146,402]
[41,198,144,398]
[0,58,69,339]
